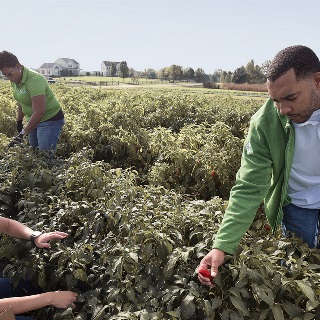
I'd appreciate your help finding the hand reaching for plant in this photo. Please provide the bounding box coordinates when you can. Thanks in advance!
[197,248,225,288]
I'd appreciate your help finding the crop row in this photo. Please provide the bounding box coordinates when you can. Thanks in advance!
[0,83,318,319]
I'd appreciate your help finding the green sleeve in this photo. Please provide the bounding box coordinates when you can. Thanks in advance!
[212,119,273,254]
[26,76,47,97]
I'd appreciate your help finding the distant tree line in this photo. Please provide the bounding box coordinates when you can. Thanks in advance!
[79,58,271,85]
[136,59,271,84]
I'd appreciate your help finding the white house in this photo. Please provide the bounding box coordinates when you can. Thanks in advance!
[39,58,80,78]
[101,61,120,76]
[129,68,139,78]
[38,63,61,78]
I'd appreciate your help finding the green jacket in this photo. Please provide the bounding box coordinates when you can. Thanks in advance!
[212,98,294,254]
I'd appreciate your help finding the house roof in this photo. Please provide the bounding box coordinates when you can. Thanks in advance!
[60,58,80,65]
[40,63,55,68]
[102,61,120,66]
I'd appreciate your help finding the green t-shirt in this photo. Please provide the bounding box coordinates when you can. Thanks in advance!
[12,67,62,121]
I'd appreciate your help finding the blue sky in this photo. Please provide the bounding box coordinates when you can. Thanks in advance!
[3,0,320,74]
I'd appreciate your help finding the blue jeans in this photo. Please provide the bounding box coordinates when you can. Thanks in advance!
[282,203,320,248]
[0,277,41,320]
[28,119,64,151]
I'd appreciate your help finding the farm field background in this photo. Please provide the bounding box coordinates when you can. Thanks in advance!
[0,81,319,319]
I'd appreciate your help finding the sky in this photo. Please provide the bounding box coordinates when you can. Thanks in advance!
[2,0,320,74]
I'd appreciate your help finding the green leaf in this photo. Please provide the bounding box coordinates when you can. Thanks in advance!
[156,239,172,262]
[212,297,222,309]
[247,268,265,284]
[142,242,153,262]
[303,313,317,320]
[126,288,138,304]
[281,302,302,318]
[295,280,316,304]
[164,253,180,280]
[128,252,138,263]
[229,310,245,320]
[306,299,319,311]
[166,311,180,317]
[221,309,230,320]
[229,295,250,317]
[258,309,270,320]
[0,194,11,204]
[92,305,108,320]
[180,295,196,320]
[74,268,87,281]
[49,250,64,261]
[180,250,190,263]
[112,256,123,276]
[252,284,274,306]
[271,304,284,320]
[203,300,215,318]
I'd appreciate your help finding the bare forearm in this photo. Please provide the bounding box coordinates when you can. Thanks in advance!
[0,290,77,314]
[24,112,43,134]
[17,104,24,121]
[0,292,53,315]
[24,95,45,134]
[0,217,32,239]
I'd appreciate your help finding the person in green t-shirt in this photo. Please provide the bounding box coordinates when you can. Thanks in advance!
[0,51,65,152]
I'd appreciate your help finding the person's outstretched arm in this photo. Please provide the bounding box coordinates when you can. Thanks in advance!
[0,216,68,248]
[0,290,78,315]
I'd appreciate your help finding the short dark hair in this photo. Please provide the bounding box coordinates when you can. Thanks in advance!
[0,51,19,69]
[267,45,320,82]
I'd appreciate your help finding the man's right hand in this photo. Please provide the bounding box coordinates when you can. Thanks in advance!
[197,248,225,288]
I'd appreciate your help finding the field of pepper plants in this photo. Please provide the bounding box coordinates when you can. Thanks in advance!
[0,81,319,320]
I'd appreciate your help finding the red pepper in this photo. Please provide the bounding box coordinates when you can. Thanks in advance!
[198,268,213,281]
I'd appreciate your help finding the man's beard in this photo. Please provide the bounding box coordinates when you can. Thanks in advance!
[291,90,320,123]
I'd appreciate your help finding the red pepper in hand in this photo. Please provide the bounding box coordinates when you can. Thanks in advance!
[198,268,213,281]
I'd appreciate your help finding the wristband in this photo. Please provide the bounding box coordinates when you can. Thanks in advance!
[29,231,43,243]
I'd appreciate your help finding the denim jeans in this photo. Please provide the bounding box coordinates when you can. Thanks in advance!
[28,119,64,151]
[282,203,320,248]
[0,277,41,320]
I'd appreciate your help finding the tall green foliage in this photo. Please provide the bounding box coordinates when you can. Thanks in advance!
[0,83,318,319]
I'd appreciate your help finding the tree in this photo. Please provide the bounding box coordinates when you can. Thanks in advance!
[169,65,183,82]
[183,67,195,81]
[245,60,266,84]
[220,70,230,83]
[111,62,117,84]
[225,71,233,83]
[157,67,170,81]
[129,68,135,78]
[261,60,271,77]
[195,68,207,83]
[119,61,129,82]
[232,66,248,83]
[111,63,117,77]
[146,68,156,79]
[212,69,223,82]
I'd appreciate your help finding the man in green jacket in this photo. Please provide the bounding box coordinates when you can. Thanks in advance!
[198,45,320,288]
